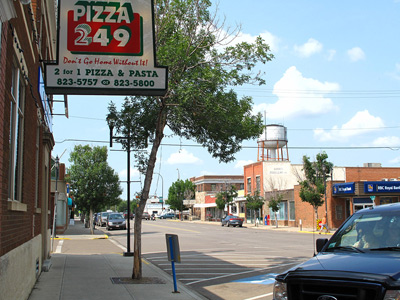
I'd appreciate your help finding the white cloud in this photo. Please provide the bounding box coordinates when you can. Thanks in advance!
[253,66,340,120]
[235,160,254,169]
[347,47,366,62]
[119,167,140,181]
[166,149,202,165]
[314,110,385,141]
[390,63,400,81]
[371,136,400,147]
[389,157,400,164]
[294,38,323,57]
[327,49,336,61]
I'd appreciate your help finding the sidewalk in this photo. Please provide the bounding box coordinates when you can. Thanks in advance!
[28,219,206,300]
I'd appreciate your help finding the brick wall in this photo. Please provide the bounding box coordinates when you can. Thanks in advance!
[0,3,49,256]
[346,167,400,182]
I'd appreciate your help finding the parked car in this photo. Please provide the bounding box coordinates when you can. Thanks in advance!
[159,213,175,219]
[106,213,126,230]
[98,212,110,227]
[123,211,134,220]
[221,215,243,227]
[142,212,150,220]
[273,203,400,300]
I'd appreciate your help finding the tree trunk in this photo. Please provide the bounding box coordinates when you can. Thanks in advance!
[275,212,278,228]
[89,206,94,235]
[132,104,166,279]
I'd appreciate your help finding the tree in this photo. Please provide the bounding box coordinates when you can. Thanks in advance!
[268,194,283,228]
[167,179,195,218]
[68,145,122,234]
[246,190,265,226]
[215,185,238,217]
[298,152,333,219]
[107,0,274,279]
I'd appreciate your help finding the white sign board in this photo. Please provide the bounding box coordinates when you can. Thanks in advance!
[45,0,167,96]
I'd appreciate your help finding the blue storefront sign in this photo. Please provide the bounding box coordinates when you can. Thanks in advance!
[364,181,400,193]
[333,183,355,195]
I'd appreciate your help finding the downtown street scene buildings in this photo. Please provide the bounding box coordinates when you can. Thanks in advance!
[1,1,400,300]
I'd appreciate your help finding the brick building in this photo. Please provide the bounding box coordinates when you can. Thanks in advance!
[0,1,61,299]
[190,175,244,221]
[244,161,400,230]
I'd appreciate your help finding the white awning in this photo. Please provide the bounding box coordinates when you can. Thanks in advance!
[193,203,217,208]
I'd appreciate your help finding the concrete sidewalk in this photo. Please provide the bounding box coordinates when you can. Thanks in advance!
[28,219,206,300]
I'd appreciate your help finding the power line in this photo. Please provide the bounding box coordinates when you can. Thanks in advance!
[54,139,400,150]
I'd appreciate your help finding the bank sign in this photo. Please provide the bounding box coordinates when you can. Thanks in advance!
[364,181,400,193]
[45,0,167,95]
[333,183,355,195]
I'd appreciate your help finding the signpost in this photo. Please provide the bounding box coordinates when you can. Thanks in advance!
[165,234,180,293]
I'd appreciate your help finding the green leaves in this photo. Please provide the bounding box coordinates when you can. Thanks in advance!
[166,179,195,211]
[299,152,333,210]
[246,190,265,211]
[215,185,238,210]
[68,145,122,213]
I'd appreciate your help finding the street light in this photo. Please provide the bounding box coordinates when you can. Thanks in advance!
[322,164,328,231]
[107,113,134,257]
[51,156,59,252]
[153,173,164,212]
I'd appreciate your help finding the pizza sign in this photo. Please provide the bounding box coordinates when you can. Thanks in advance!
[67,1,142,55]
[45,0,167,96]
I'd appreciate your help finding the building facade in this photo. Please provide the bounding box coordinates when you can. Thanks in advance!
[0,1,60,299]
[190,175,244,221]
[244,160,400,230]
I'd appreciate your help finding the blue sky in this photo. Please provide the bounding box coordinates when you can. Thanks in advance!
[52,0,400,201]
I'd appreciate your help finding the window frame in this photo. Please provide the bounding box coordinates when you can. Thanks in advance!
[8,62,25,202]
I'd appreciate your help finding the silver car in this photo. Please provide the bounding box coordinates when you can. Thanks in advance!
[98,212,109,227]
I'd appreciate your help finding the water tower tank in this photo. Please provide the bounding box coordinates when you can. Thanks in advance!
[257,124,289,161]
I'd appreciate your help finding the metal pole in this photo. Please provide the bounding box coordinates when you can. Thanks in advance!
[124,132,133,256]
[51,157,59,253]
[154,173,164,212]
[323,166,328,231]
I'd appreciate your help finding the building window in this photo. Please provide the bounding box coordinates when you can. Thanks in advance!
[256,176,260,191]
[211,184,216,191]
[8,64,25,201]
[336,205,343,220]
[240,183,244,190]
[289,201,295,220]
[247,178,251,193]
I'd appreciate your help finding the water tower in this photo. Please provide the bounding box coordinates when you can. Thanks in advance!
[257,124,289,162]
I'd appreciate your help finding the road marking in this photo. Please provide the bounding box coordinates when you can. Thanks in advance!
[232,273,278,285]
[244,292,273,300]
[55,240,64,253]
[186,263,298,285]
[144,223,201,233]
[108,237,127,252]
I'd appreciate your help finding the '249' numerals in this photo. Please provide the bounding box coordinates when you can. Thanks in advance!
[75,24,131,47]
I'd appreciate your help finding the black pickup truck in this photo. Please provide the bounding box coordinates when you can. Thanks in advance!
[273,203,400,300]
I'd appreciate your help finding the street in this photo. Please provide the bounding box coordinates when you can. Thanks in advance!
[100,220,316,300]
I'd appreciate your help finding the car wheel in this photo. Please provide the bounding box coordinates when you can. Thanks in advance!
[239,224,243,227]
[221,223,224,226]
[227,223,230,227]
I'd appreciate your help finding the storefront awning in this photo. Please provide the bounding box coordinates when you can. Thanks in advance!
[194,203,217,208]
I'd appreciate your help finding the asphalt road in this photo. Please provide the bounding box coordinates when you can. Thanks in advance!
[102,219,317,300]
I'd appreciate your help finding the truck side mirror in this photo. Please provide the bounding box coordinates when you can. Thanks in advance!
[316,238,328,253]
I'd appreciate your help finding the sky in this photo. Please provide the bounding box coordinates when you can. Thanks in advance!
[51,0,400,201]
